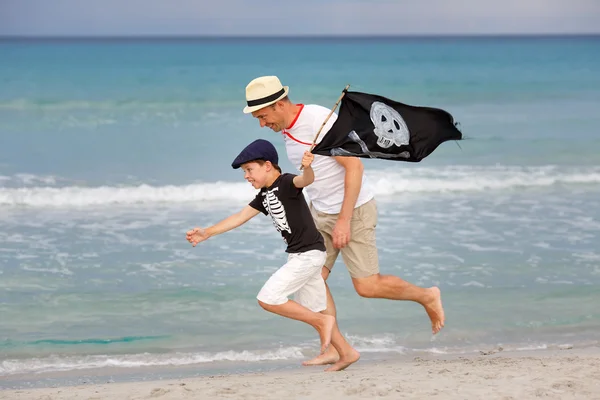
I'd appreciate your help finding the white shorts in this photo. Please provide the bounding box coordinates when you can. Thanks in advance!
[257,249,327,312]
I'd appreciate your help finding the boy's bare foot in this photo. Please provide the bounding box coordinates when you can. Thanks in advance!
[317,315,336,354]
[302,349,339,366]
[324,348,360,372]
[424,286,445,334]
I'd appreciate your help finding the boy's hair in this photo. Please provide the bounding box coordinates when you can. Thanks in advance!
[253,159,282,173]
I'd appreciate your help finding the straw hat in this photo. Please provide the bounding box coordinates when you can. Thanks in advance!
[243,76,290,114]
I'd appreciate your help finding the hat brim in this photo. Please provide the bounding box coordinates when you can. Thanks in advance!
[243,86,289,114]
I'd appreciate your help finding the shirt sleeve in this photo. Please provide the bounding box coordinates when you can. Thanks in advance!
[249,191,268,215]
[281,173,303,198]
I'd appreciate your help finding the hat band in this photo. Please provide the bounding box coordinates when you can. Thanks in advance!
[246,88,285,107]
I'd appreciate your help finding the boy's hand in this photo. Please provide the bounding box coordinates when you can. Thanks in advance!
[186,227,209,247]
[301,151,314,169]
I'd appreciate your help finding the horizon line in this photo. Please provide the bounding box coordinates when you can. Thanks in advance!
[1,32,599,41]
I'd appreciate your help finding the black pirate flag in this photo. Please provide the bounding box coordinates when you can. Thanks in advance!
[311,91,462,162]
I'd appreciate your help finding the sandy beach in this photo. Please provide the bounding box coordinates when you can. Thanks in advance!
[2,347,599,400]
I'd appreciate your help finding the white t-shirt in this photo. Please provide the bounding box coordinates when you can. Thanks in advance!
[282,104,374,214]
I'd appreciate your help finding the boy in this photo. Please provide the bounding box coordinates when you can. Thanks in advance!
[186,139,359,370]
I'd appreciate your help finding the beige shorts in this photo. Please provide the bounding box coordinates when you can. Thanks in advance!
[310,199,379,279]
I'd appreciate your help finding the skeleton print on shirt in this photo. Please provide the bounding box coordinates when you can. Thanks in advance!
[262,188,292,236]
[249,173,325,254]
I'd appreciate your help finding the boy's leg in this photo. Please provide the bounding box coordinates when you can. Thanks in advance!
[302,268,343,365]
[295,264,360,371]
[257,252,335,354]
[304,205,345,364]
[258,299,335,354]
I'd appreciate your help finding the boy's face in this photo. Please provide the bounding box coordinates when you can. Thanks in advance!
[241,161,269,189]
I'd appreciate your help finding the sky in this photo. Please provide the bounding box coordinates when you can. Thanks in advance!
[1,0,600,37]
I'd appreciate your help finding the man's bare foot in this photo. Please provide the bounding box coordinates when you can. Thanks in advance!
[424,286,445,334]
[324,348,360,372]
[302,349,339,366]
[317,315,336,353]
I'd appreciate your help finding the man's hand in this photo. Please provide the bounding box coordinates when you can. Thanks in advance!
[186,227,209,247]
[332,218,351,249]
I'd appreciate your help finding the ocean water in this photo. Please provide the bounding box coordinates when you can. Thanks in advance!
[1,36,600,388]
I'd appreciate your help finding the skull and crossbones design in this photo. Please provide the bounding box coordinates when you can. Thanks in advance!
[329,101,411,159]
[370,101,410,148]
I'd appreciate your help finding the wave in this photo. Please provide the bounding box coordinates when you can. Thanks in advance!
[1,166,599,208]
[0,347,305,375]
[366,165,600,195]
[1,334,586,376]
[1,336,169,348]
[0,181,257,207]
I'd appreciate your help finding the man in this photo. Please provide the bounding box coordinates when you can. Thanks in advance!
[242,76,445,369]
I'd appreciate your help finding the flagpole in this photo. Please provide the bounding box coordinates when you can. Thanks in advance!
[311,84,350,148]
[299,84,350,170]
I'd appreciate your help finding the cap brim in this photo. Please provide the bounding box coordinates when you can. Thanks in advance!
[243,86,289,114]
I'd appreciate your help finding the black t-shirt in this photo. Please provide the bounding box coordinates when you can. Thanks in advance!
[249,173,326,253]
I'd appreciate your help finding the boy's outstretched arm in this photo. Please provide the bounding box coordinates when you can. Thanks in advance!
[186,205,260,246]
[293,150,315,188]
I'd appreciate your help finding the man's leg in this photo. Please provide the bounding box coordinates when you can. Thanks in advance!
[303,267,361,369]
[351,275,445,334]
[298,266,360,370]
[303,267,343,365]
[343,199,445,334]
[304,205,359,367]
[258,299,335,354]
[303,206,347,365]
[324,311,360,372]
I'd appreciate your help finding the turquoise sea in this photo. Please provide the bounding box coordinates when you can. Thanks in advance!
[1,35,599,388]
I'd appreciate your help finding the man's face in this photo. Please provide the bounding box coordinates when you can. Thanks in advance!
[251,103,285,132]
